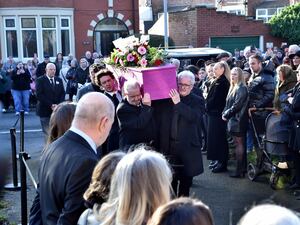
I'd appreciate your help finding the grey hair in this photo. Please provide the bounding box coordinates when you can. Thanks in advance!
[170,58,180,70]
[177,70,195,85]
[123,79,140,94]
[238,204,300,225]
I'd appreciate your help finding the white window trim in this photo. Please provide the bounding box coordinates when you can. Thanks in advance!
[20,17,38,60]
[3,17,18,59]
[256,7,283,23]
[0,7,74,62]
[41,17,58,58]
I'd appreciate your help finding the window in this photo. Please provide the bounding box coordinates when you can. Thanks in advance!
[21,18,37,58]
[4,18,18,57]
[60,18,71,56]
[256,7,284,23]
[42,17,57,57]
[2,13,73,61]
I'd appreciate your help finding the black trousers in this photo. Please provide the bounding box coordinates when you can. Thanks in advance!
[171,166,193,197]
[292,151,300,185]
[0,90,13,109]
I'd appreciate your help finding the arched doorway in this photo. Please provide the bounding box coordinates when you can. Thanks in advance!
[94,18,129,57]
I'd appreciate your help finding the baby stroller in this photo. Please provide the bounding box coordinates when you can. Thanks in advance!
[247,108,291,189]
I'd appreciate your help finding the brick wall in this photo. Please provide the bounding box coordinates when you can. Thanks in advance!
[0,0,139,59]
[73,0,139,57]
[168,6,284,50]
[169,9,197,47]
[0,0,73,7]
[247,0,263,17]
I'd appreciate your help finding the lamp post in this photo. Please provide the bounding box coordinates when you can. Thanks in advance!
[163,0,168,49]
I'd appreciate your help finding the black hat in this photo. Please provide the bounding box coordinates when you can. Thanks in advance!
[216,52,230,60]
[44,54,50,59]
[288,50,300,59]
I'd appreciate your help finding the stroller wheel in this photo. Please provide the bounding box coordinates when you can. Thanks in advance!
[247,163,257,181]
[270,171,280,190]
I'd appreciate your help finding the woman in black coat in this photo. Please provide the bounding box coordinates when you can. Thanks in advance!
[66,59,78,101]
[206,61,230,173]
[285,70,300,190]
[169,70,205,197]
[222,67,248,178]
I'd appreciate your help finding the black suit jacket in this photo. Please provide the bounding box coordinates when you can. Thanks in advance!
[102,91,122,152]
[36,75,65,117]
[39,130,99,225]
[117,99,156,149]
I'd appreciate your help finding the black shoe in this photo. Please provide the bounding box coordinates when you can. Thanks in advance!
[212,163,227,173]
[208,161,218,169]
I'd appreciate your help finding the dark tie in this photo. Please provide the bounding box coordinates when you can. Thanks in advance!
[50,78,55,90]
[112,93,120,108]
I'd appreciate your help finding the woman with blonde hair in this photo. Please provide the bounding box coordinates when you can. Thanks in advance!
[147,197,214,225]
[206,61,230,173]
[222,67,248,178]
[97,148,172,225]
[78,151,126,225]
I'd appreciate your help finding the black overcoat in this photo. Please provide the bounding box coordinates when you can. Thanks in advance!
[169,93,205,177]
[206,75,230,161]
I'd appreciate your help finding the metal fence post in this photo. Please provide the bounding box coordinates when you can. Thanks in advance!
[4,127,21,190]
[19,152,27,225]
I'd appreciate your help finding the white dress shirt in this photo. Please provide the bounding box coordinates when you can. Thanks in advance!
[69,126,97,155]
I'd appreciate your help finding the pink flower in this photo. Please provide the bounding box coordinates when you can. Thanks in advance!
[119,58,124,66]
[138,46,147,55]
[140,58,148,67]
[127,53,135,62]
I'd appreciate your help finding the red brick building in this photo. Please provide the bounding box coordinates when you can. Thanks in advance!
[168,5,285,53]
[0,0,139,61]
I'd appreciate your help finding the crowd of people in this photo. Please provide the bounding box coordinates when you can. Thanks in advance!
[1,43,300,224]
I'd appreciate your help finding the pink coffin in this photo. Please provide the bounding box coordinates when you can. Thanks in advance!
[124,64,177,100]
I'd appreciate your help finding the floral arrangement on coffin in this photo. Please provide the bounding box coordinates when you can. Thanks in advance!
[106,35,166,68]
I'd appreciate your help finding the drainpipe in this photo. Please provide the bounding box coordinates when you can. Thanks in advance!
[132,0,136,33]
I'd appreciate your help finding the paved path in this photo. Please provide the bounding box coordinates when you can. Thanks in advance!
[0,111,299,225]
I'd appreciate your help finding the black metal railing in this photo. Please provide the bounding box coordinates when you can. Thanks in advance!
[4,111,37,225]
[4,115,20,190]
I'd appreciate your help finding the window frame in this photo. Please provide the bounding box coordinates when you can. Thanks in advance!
[19,16,38,59]
[41,16,58,57]
[1,8,74,62]
[3,17,18,58]
[256,7,283,23]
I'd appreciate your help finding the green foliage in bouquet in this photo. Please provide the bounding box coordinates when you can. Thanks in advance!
[106,36,167,68]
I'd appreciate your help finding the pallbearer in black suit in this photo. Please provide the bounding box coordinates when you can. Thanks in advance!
[36,63,65,135]
[168,70,205,197]
[117,80,157,150]
[96,69,122,154]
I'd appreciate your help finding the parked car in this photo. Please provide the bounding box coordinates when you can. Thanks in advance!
[165,47,231,70]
